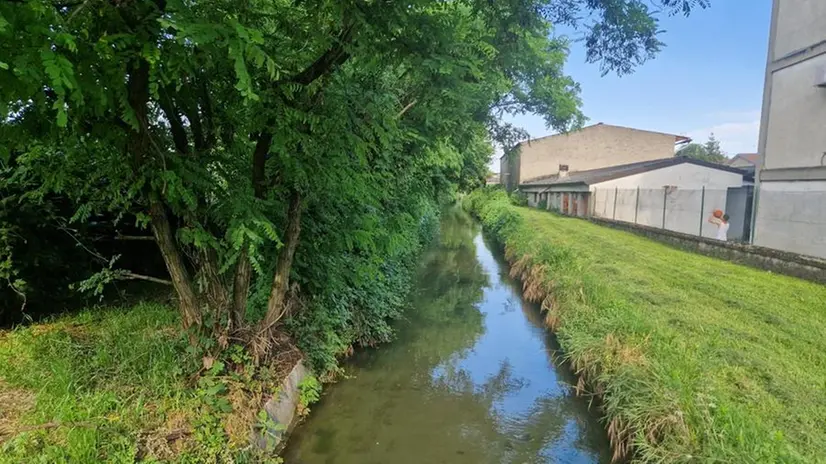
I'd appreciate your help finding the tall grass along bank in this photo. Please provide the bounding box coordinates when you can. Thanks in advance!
[0,303,293,464]
[464,188,826,463]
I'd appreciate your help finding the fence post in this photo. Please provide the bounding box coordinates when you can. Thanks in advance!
[589,190,595,217]
[634,186,640,224]
[612,187,618,220]
[592,188,596,216]
[662,187,667,229]
[699,186,706,237]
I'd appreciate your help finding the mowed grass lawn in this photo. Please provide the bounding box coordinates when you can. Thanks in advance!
[470,190,826,463]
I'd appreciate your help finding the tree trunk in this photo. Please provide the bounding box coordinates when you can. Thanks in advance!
[201,247,228,324]
[149,200,202,329]
[229,133,273,329]
[230,248,251,330]
[260,189,302,331]
[127,56,201,330]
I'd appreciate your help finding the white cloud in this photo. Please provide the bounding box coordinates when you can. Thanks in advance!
[684,111,761,156]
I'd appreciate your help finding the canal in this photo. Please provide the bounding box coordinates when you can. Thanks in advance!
[283,207,610,463]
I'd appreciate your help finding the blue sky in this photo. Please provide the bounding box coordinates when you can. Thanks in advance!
[500,1,772,165]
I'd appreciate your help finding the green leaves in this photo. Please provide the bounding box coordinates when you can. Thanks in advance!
[2,0,703,371]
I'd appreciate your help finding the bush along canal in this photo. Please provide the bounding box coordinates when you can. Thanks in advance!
[282,207,611,463]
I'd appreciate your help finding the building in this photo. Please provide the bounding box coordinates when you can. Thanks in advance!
[728,153,760,169]
[485,174,499,186]
[753,0,826,259]
[523,157,752,240]
[499,123,690,191]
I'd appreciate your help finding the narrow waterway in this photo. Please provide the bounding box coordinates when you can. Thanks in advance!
[283,207,610,463]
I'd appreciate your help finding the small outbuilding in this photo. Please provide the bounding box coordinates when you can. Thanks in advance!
[520,157,753,240]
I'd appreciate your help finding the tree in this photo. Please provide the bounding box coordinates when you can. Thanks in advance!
[677,133,727,164]
[703,132,727,163]
[676,143,709,160]
[1,0,710,356]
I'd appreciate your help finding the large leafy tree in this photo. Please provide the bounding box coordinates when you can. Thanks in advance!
[0,0,708,350]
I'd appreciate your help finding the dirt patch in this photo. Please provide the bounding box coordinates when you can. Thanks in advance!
[31,322,90,342]
[224,380,263,447]
[136,409,194,461]
[0,380,36,442]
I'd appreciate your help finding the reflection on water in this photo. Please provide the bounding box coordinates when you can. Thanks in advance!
[283,207,610,463]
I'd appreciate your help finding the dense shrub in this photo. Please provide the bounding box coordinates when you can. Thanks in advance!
[509,189,529,207]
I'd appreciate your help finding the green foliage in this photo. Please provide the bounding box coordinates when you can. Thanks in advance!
[509,189,529,207]
[703,133,726,162]
[297,375,322,416]
[466,189,826,462]
[0,170,103,325]
[677,133,728,164]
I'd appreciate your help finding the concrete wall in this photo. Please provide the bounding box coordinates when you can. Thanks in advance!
[754,0,826,259]
[516,124,677,184]
[763,54,826,170]
[587,164,743,239]
[753,181,826,258]
[256,360,309,452]
[499,155,510,190]
[592,187,731,239]
[772,0,826,58]
[591,162,744,190]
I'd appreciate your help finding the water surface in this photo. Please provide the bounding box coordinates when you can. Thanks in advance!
[283,207,610,463]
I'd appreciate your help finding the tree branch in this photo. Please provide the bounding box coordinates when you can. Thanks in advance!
[158,87,189,154]
[118,271,172,285]
[198,77,217,149]
[251,132,272,198]
[115,234,155,241]
[397,99,418,119]
[289,23,355,86]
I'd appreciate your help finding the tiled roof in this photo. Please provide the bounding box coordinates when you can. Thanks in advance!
[730,153,759,165]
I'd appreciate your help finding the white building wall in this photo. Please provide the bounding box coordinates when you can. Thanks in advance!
[763,54,826,170]
[754,0,826,259]
[772,0,826,58]
[591,163,744,190]
[753,181,826,258]
[590,164,744,238]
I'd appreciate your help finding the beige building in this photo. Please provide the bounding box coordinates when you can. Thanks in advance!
[753,0,826,259]
[499,123,689,191]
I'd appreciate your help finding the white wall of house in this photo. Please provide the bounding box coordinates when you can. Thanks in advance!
[753,0,826,259]
[589,164,744,238]
[772,0,826,59]
[763,54,826,171]
[590,163,744,190]
[753,181,826,258]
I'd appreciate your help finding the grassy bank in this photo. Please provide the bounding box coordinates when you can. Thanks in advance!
[465,188,826,463]
[0,302,290,464]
